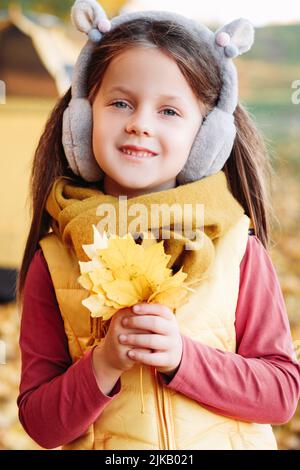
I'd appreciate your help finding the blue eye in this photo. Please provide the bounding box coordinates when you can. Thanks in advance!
[111,100,128,109]
[162,108,178,116]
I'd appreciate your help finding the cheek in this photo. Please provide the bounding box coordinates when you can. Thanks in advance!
[167,126,195,157]
[191,117,203,142]
[92,122,102,156]
[92,117,117,157]
[164,124,200,169]
[175,120,202,159]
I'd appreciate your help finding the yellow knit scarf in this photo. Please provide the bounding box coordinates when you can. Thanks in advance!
[46,170,244,285]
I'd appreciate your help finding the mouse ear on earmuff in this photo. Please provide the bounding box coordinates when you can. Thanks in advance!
[71,0,111,43]
[214,18,255,59]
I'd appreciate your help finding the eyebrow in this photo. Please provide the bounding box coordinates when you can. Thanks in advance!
[107,86,187,104]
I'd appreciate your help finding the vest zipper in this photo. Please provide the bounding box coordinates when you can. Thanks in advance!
[161,383,176,449]
[153,368,176,449]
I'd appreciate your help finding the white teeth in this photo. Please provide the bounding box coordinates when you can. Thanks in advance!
[121,149,154,157]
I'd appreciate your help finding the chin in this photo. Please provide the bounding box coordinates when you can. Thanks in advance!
[121,181,151,190]
[113,175,150,188]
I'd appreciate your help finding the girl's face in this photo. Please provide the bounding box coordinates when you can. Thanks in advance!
[92,46,204,197]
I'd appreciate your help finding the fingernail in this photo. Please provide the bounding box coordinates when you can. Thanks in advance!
[133,305,141,313]
[119,334,127,342]
[122,318,128,325]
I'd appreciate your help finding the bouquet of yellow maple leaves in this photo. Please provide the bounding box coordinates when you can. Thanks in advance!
[77,225,192,322]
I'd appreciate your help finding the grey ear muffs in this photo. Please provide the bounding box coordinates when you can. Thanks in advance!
[63,97,104,181]
[62,40,105,182]
[62,1,255,184]
[176,108,236,185]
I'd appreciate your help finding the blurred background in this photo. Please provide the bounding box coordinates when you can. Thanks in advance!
[0,0,299,450]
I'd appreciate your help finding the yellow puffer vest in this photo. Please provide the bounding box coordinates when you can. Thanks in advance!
[39,214,278,450]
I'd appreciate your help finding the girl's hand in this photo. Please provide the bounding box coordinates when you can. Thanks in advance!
[95,307,153,375]
[119,303,183,377]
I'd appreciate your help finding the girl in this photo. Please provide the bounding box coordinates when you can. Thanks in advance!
[16,0,300,450]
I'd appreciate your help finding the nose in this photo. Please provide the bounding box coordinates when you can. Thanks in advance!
[125,109,153,136]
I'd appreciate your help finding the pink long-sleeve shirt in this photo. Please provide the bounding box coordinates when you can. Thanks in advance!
[17,235,300,449]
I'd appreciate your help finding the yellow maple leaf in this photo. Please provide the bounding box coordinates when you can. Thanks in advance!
[77,225,190,319]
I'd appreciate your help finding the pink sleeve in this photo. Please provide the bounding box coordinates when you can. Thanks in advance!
[17,250,121,450]
[159,235,300,425]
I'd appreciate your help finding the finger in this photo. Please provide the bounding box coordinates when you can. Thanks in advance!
[127,327,153,335]
[119,311,153,334]
[119,333,169,351]
[132,303,173,319]
[132,347,153,355]
[127,349,166,367]
[122,315,169,335]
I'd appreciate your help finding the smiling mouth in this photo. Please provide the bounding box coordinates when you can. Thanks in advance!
[119,148,159,160]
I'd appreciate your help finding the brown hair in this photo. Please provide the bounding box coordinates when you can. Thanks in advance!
[16,18,276,305]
